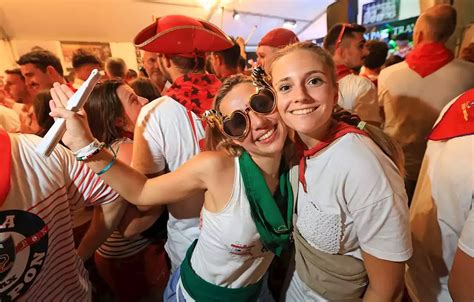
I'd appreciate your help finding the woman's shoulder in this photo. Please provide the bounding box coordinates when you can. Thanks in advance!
[331,133,395,173]
[332,133,380,158]
[192,150,236,172]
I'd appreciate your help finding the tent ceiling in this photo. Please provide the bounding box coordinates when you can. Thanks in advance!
[0,0,334,45]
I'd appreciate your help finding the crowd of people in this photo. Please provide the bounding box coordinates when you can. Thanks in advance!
[0,4,473,302]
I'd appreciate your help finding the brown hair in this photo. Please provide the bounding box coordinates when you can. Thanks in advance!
[17,50,64,76]
[130,77,160,103]
[84,80,126,145]
[323,23,366,55]
[204,74,252,156]
[34,90,55,137]
[270,41,405,176]
[169,55,205,73]
[105,57,127,79]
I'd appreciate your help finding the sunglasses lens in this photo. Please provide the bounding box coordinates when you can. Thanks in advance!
[250,89,275,114]
[223,111,247,138]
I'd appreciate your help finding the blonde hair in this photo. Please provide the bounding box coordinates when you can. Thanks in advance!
[270,41,405,177]
[204,75,252,156]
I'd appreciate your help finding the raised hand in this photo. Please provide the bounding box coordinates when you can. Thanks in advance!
[49,83,95,152]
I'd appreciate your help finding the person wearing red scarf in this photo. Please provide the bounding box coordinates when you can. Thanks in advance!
[131,15,234,274]
[209,39,242,81]
[323,23,382,126]
[270,41,411,302]
[406,89,474,302]
[378,4,474,202]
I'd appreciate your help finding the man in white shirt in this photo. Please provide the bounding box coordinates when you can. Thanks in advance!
[131,15,233,271]
[406,88,474,302]
[378,4,474,201]
[324,23,382,126]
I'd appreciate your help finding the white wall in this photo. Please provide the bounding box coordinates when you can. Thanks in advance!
[109,42,139,72]
[0,40,16,74]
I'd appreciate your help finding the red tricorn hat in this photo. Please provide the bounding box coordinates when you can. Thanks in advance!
[258,28,299,48]
[134,15,234,58]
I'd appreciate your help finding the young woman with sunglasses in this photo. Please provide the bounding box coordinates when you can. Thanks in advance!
[49,75,293,301]
[269,42,412,301]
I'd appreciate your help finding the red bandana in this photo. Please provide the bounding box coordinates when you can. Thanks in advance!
[165,73,221,117]
[405,42,454,78]
[428,89,474,141]
[336,65,354,81]
[0,129,12,206]
[297,121,367,192]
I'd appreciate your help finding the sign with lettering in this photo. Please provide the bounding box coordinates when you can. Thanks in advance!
[364,16,418,41]
[362,0,400,25]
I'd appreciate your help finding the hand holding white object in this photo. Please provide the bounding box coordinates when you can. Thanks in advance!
[36,69,100,156]
[35,69,100,156]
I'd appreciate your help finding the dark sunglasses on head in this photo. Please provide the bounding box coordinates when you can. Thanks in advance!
[204,87,276,139]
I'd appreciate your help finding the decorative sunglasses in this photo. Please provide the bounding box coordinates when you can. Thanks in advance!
[203,87,276,139]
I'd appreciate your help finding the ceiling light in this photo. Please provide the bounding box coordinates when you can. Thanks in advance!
[233,10,240,21]
[199,0,216,11]
[283,19,297,29]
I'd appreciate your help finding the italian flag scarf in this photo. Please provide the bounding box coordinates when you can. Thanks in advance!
[238,151,294,256]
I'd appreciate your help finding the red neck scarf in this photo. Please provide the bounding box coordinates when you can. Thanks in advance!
[165,73,221,117]
[428,89,474,141]
[406,42,454,78]
[297,121,367,192]
[336,65,354,81]
[0,129,12,206]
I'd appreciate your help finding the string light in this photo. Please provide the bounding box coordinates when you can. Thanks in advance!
[233,10,241,21]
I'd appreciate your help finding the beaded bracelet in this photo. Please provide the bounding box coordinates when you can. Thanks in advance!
[96,144,120,176]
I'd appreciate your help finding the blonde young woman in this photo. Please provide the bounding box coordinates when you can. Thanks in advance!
[49,75,293,301]
[269,42,412,301]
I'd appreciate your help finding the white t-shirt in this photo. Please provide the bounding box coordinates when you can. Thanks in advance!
[132,96,203,270]
[0,105,20,132]
[1,133,119,301]
[287,134,412,300]
[378,59,474,181]
[406,97,474,302]
[338,74,381,124]
[459,209,474,257]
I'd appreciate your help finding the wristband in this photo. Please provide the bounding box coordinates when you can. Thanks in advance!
[97,157,116,176]
[75,140,105,161]
[96,144,119,176]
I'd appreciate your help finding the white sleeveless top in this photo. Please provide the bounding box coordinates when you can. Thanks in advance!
[189,157,274,288]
